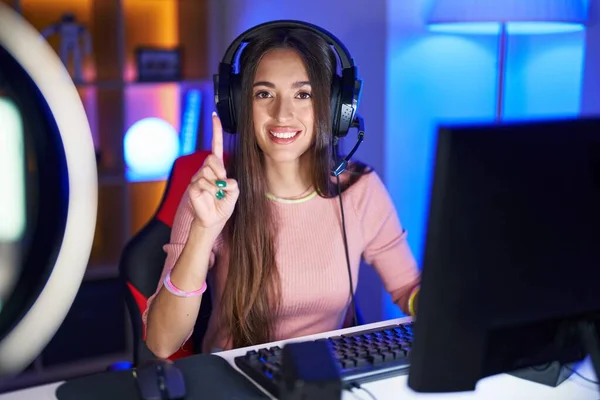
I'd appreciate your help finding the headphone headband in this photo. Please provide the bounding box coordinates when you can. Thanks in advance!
[214,20,362,138]
[220,20,355,70]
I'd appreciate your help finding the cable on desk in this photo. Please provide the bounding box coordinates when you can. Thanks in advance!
[348,382,378,400]
[564,365,599,385]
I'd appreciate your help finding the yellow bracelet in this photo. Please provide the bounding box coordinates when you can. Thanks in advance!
[408,285,420,316]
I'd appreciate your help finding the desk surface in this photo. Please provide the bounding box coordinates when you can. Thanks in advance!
[1,317,598,400]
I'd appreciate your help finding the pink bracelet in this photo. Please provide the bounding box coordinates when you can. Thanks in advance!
[163,269,207,297]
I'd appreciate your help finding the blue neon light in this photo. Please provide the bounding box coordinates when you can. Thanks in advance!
[428,22,585,35]
[180,89,202,156]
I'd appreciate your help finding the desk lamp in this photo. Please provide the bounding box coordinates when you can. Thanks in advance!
[427,0,588,121]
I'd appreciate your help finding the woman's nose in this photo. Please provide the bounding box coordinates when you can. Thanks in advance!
[272,97,294,122]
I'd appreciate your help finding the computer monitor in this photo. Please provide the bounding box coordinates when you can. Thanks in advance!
[0,4,97,377]
[408,117,600,393]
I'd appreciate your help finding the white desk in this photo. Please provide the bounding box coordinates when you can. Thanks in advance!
[1,317,598,400]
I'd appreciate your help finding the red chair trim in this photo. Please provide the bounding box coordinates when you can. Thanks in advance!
[126,281,194,360]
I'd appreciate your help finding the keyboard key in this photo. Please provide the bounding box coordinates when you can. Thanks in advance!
[392,349,406,358]
[354,357,369,367]
[270,346,282,354]
[245,350,259,362]
[258,348,271,358]
[367,353,384,364]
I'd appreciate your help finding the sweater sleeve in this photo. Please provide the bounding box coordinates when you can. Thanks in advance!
[353,172,420,315]
[142,189,217,342]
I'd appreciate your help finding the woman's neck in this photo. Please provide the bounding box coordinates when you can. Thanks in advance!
[264,156,314,199]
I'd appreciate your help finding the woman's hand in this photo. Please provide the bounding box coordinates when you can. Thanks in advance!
[188,112,239,230]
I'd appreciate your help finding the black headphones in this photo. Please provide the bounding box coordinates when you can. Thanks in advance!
[213,20,363,140]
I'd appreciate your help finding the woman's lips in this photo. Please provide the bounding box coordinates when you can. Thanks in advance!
[268,127,301,144]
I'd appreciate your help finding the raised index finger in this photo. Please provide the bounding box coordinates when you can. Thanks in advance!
[211,111,224,161]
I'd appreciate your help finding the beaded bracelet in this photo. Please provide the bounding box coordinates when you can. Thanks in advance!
[408,285,420,316]
[163,269,207,297]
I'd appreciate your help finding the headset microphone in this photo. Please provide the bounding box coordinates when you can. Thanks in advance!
[331,114,365,177]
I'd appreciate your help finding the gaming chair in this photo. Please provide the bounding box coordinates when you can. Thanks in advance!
[119,150,213,365]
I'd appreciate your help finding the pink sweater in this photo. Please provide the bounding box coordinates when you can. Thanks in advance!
[144,171,420,353]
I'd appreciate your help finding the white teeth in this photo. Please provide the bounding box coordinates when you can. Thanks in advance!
[269,130,298,139]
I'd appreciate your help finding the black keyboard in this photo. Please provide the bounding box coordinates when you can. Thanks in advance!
[234,322,414,398]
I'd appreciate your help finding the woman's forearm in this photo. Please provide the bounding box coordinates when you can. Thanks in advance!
[145,221,219,358]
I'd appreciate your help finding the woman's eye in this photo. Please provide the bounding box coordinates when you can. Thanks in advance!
[296,92,312,100]
[254,91,271,99]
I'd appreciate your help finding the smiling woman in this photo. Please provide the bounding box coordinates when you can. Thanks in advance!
[144,21,421,359]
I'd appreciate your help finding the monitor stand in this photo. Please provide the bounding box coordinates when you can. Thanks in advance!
[509,361,575,387]
[510,319,600,389]
[578,319,600,392]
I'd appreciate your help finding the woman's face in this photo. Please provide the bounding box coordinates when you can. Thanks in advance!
[252,48,315,165]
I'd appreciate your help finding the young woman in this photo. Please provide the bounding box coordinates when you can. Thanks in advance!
[144,24,420,358]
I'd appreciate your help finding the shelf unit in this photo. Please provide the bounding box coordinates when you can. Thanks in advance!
[0,0,212,391]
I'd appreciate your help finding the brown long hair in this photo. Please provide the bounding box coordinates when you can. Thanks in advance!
[221,26,369,349]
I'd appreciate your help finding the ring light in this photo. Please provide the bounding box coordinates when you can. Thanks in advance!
[0,3,97,375]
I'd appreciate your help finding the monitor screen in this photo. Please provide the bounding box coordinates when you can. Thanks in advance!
[408,117,600,392]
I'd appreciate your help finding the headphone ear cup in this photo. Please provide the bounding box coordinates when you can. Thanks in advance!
[230,72,242,134]
[330,75,342,138]
[214,70,242,134]
[335,68,360,138]
[214,70,235,134]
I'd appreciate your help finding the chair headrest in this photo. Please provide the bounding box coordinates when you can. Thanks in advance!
[156,150,213,228]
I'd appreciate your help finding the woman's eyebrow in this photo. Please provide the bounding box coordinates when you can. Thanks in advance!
[253,80,311,88]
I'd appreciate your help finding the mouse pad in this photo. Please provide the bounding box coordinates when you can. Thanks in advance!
[55,354,269,400]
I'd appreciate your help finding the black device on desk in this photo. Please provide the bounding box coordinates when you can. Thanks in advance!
[133,360,186,400]
[234,321,414,398]
[279,340,343,399]
[408,117,600,393]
